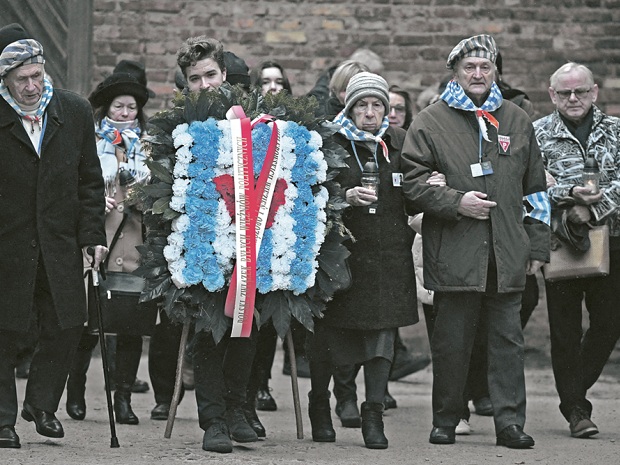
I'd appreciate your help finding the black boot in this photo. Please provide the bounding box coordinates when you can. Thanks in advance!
[66,349,92,420]
[114,387,139,425]
[361,402,388,449]
[112,336,142,425]
[308,391,335,442]
[244,369,266,438]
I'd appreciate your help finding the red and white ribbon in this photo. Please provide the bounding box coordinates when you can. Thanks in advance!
[225,106,282,337]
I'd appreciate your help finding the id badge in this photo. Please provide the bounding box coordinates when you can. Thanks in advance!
[470,161,494,177]
[392,172,403,187]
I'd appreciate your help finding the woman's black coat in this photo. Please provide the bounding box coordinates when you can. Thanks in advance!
[322,126,418,330]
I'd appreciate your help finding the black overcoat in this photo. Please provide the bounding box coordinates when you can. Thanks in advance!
[322,126,418,330]
[0,89,106,332]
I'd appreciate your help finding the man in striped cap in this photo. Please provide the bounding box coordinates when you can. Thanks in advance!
[401,34,550,449]
[0,23,107,449]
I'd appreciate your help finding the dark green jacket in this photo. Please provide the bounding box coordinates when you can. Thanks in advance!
[401,99,550,293]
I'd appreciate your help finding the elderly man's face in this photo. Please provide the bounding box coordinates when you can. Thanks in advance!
[351,97,385,134]
[185,58,226,92]
[549,69,598,125]
[4,63,45,106]
[454,57,495,105]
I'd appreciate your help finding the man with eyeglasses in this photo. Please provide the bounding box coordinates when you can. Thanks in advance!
[401,34,550,449]
[533,62,620,439]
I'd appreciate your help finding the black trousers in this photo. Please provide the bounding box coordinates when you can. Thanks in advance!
[0,259,83,426]
[432,289,526,434]
[148,310,185,405]
[545,250,620,421]
[192,326,257,430]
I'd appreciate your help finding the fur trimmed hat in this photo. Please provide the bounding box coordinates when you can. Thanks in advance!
[446,34,498,69]
[89,72,150,109]
[343,72,390,116]
[113,60,156,97]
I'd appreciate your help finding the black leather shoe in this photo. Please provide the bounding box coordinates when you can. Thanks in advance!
[0,425,21,448]
[429,426,455,444]
[226,407,258,443]
[243,404,266,438]
[496,424,535,449]
[21,402,64,438]
[203,422,232,453]
[66,400,86,421]
[256,387,277,411]
[150,403,170,420]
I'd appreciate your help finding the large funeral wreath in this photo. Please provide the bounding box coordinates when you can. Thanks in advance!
[133,84,352,343]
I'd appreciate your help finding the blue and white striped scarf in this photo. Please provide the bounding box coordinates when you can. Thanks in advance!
[441,80,550,225]
[96,117,149,185]
[0,75,53,128]
[441,79,503,142]
[333,111,391,162]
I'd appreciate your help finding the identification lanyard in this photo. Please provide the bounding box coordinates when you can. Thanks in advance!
[350,141,379,172]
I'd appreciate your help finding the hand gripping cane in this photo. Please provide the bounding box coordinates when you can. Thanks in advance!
[87,246,120,448]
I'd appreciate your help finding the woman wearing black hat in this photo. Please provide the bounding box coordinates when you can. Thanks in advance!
[65,70,151,425]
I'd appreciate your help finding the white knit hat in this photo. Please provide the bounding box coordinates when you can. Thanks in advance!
[343,72,390,116]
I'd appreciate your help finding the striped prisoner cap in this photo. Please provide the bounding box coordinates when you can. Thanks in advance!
[446,34,498,69]
[0,23,44,78]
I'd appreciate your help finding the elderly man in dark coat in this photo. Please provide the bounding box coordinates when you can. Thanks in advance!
[0,23,107,449]
[401,34,550,449]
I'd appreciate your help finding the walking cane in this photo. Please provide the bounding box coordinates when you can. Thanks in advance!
[87,247,120,448]
[286,329,304,439]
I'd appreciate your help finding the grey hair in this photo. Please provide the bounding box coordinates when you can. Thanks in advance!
[550,62,594,88]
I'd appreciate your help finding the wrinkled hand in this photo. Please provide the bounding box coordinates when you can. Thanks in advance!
[572,185,603,206]
[346,186,377,206]
[426,171,446,187]
[105,196,117,214]
[566,204,591,224]
[83,245,109,271]
[526,259,545,275]
[457,191,497,220]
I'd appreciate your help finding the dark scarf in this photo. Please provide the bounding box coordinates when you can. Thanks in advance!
[560,107,594,150]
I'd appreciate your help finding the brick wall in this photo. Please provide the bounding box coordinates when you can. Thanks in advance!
[91,0,620,118]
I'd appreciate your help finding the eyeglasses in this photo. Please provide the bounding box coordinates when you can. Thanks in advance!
[462,63,494,75]
[554,88,591,100]
[390,105,406,114]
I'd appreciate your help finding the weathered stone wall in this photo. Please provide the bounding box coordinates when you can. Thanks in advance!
[91,0,620,117]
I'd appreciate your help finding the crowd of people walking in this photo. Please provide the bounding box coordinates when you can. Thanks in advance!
[1,21,619,458]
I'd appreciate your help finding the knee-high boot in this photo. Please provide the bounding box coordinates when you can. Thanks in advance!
[361,402,388,449]
[113,336,141,425]
[66,348,93,420]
